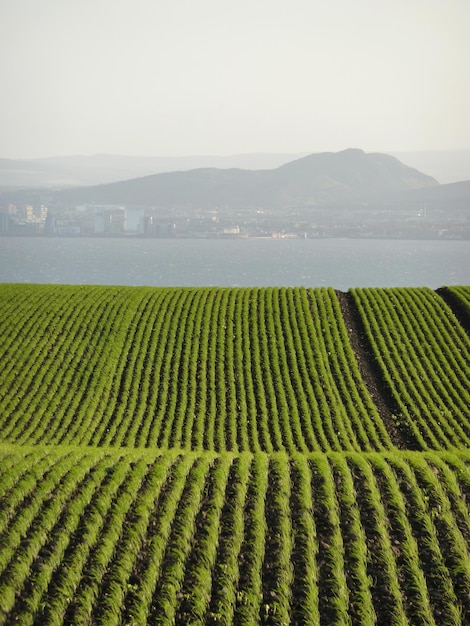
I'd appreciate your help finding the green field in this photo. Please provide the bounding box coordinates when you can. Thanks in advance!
[0,284,469,624]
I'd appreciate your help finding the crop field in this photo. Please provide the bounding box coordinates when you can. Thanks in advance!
[0,283,469,624]
[448,286,470,308]
[350,287,470,450]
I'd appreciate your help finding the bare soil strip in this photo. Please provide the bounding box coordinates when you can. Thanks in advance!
[436,287,470,336]
[336,290,414,450]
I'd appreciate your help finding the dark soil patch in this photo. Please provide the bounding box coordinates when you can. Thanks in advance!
[206,458,245,624]
[146,457,208,624]
[233,459,267,625]
[329,458,376,626]
[336,290,418,450]
[425,459,470,545]
[389,462,459,624]
[174,458,226,624]
[347,459,402,626]
[308,459,346,626]
[258,458,293,624]
[411,463,470,623]
[288,459,314,625]
[372,463,431,626]
[119,457,183,623]
[4,461,108,625]
[435,287,470,335]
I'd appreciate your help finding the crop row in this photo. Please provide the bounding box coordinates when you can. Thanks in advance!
[0,284,394,453]
[1,284,468,453]
[447,286,470,309]
[351,287,470,450]
[1,444,470,625]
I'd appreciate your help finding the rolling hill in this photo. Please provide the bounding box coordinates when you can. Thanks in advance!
[1,149,439,210]
[1,149,469,190]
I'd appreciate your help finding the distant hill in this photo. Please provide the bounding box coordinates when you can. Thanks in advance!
[1,149,468,191]
[4,149,439,210]
[374,179,470,211]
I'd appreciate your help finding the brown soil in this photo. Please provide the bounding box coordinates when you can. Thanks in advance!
[308,458,346,625]
[329,458,374,626]
[436,287,470,335]
[346,459,402,626]
[390,462,459,624]
[372,463,432,625]
[205,459,244,623]
[336,290,418,450]
[288,459,316,625]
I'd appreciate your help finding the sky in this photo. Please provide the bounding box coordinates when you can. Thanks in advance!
[0,0,469,158]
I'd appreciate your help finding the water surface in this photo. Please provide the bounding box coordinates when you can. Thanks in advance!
[1,237,468,290]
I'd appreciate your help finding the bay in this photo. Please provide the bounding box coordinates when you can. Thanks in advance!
[0,236,468,290]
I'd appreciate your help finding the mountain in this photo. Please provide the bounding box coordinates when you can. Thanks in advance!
[375,179,470,211]
[10,149,437,210]
[1,149,468,191]
[1,149,469,191]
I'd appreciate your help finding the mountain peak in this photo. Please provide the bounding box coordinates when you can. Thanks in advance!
[338,148,365,155]
[18,149,437,209]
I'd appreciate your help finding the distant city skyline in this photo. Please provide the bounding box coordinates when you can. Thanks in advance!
[0,0,469,159]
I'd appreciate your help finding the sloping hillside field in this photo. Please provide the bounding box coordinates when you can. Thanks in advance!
[0,284,469,624]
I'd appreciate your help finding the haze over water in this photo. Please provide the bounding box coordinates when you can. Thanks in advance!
[1,237,468,291]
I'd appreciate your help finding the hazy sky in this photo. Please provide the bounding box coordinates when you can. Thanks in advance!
[1,0,469,158]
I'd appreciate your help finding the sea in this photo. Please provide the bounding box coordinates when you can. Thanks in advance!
[0,236,469,291]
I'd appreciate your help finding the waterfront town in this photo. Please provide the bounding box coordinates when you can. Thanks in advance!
[0,200,468,240]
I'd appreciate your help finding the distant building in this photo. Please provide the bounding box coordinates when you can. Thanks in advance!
[0,212,9,233]
[139,215,176,237]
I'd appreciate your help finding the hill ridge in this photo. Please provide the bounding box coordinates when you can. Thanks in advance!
[2,149,438,210]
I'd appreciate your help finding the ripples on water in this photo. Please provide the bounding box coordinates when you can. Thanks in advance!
[0,237,469,290]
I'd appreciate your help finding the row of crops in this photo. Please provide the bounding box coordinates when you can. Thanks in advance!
[446,286,470,309]
[0,284,469,452]
[351,286,470,450]
[1,283,469,624]
[1,444,470,625]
